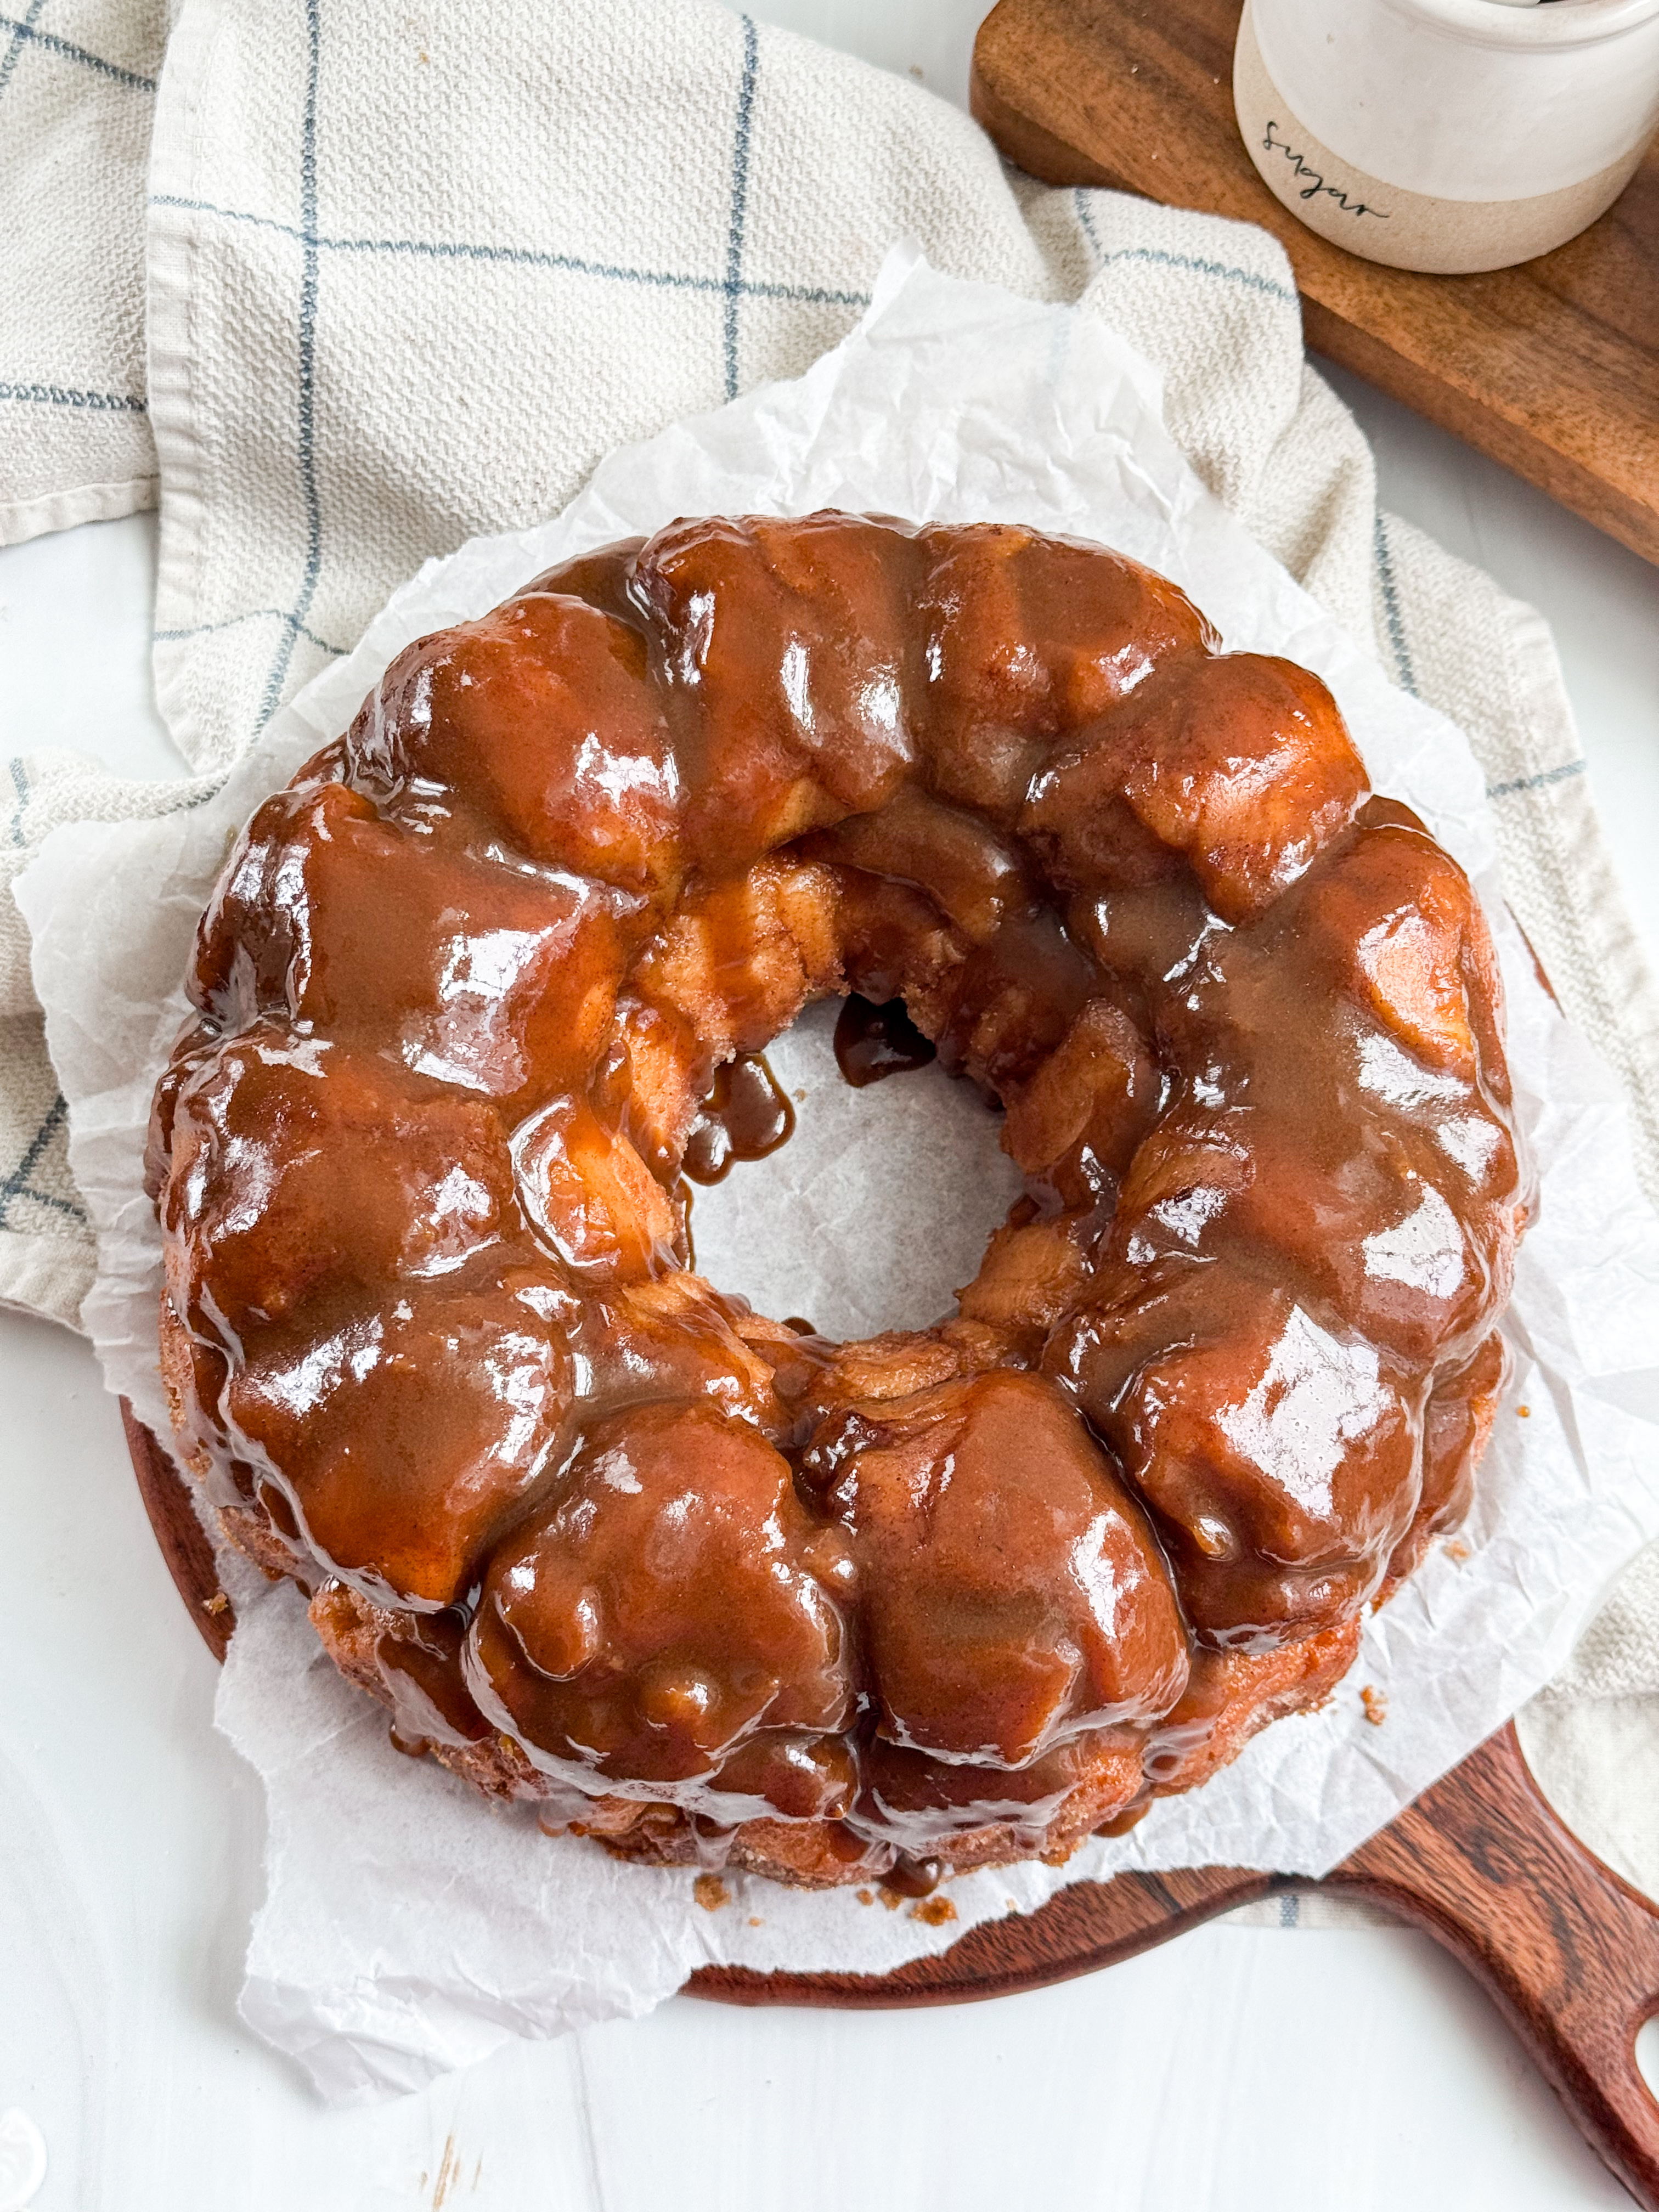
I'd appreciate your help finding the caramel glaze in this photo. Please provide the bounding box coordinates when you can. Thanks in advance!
[682,1052,795,1183]
[833,994,938,1086]
[149,514,1528,1893]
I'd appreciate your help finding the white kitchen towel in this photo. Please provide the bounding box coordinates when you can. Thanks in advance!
[1514,1542,1659,1901]
[1,0,1655,1900]
[0,0,166,544]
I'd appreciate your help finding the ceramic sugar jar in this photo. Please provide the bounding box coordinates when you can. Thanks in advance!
[1234,0,1659,273]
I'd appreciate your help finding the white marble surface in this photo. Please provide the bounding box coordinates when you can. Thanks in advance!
[2,2,1657,2205]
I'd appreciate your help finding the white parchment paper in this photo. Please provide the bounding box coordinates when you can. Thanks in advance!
[18,249,1659,2102]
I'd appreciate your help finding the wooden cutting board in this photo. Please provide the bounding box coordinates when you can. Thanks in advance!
[969,0,1659,565]
[122,1402,1659,2206]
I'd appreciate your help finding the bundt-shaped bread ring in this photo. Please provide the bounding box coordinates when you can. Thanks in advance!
[149,514,1526,1891]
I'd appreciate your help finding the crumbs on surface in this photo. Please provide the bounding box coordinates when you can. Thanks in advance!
[856,1888,875,1905]
[1518,1405,1531,1418]
[428,2129,462,2210]
[909,1895,958,1927]
[748,1915,763,1927]
[202,1592,229,1615]
[1360,1685,1388,1726]
[1445,1538,1470,1564]
[693,1874,731,1912]
[877,1885,904,1911]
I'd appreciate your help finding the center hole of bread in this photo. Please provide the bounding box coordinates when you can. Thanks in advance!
[682,997,1025,1341]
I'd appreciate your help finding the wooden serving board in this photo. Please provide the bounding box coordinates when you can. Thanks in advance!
[122,1401,1659,2207]
[969,0,1659,565]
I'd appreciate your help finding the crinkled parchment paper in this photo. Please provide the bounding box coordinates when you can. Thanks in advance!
[19,248,1659,2101]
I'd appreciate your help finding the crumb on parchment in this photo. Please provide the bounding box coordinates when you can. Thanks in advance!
[1361,1685,1388,1726]
[693,1874,730,1911]
[909,1895,957,1927]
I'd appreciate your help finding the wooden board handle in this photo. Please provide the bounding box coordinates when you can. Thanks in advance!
[1331,1724,1659,2208]
[122,1400,237,1663]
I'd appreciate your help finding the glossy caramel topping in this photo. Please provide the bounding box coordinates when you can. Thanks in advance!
[682,1051,795,1183]
[799,1370,1189,1765]
[832,994,937,1087]
[470,1401,855,1790]
[152,512,1526,1867]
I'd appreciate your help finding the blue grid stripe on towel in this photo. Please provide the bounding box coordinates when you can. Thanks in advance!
[1073,188,1103,264]
[147,198,871,312]
[0,8,157,94]
[0,1096,87,1231]
[7,752,223,845]
[1072,193,1300,309]
[1374,512,1419,698]
[1098,245,1299,309]
[0,381,148,411]
[723,15,759,403]
[156,607,346,656]
[0,0,48,100]
[257,0,325,728]
[1488,759,1588,802]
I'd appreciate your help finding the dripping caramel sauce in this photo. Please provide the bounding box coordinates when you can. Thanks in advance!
[669,1001,952,1296]
[674,1001,949,1261]
[682,1051,797,1184]
[833,994,938,1087]
[680,997,951,1190]
[674,1000,962,1265]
